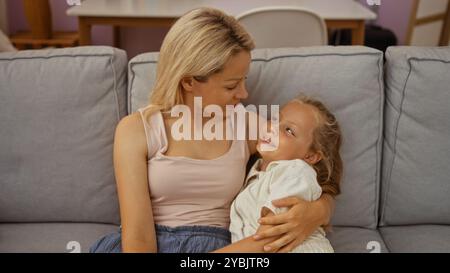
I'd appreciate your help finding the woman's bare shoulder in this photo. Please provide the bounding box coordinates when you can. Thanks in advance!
[117,112,144,133]
[115,112,148,154]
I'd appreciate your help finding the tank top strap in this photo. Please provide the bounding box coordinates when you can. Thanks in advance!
[137,106,168,160]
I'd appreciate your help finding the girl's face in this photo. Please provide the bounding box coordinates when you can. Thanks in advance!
[257,101,322,165]
[182,50,251,111]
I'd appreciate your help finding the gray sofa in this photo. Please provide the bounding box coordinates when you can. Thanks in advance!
[0,45,449,253]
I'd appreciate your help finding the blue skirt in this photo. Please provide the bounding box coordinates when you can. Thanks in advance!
[89,224,231,253]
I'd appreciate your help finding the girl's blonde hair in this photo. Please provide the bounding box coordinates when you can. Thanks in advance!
[144,7,254,118]
[291,95,343,197]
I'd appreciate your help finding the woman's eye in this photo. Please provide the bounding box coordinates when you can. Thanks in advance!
[226,86,237,90]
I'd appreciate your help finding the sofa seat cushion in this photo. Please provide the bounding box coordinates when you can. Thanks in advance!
[0,223,119,253]
[327,227,389,253]
[380,225,450,253]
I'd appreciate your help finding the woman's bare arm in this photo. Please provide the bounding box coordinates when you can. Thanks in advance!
[216,194,335,253]
[255,194,335,252]
[114,113,157,252]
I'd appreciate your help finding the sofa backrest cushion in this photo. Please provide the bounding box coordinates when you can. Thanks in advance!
[0,46,127,224]
[128,46,384,228]
[127,53,157,113]
[380,46,450,225]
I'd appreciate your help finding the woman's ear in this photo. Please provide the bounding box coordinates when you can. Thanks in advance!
[180,76,195,93]
[304,151,322,165]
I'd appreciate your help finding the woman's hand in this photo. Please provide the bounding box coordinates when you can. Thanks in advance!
[253,195,334,253]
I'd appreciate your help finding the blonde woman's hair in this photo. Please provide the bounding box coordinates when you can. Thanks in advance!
[291,95,343,197]
[143,7,254,118]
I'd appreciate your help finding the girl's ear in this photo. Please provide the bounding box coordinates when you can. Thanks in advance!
[181,76,195,92]
[304,151,322,165]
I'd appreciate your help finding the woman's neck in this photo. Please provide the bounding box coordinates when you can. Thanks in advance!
[182,94,227,122]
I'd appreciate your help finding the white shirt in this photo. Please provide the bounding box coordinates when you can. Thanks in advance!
[229,158,334,253]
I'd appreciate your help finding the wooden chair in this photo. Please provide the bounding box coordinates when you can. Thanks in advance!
[406,0,450,46]
[10,0,79,50]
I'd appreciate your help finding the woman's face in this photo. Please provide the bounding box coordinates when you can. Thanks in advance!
[257,101,322,165]
[186,50,251,111]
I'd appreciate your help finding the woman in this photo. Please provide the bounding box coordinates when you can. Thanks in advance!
[90,7,335,253]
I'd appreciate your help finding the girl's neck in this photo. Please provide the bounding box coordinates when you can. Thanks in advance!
[259,159,271,172]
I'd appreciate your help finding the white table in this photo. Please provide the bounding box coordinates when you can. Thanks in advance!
[67,0,377,46]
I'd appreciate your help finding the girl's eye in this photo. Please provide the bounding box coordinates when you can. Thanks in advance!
[286,127,295,136]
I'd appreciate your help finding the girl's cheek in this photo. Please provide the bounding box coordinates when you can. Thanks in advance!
[277,133,288,147]
[287,137,301,151]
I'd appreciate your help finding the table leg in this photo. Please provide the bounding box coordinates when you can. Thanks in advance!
[32,44,43,49]
[439,2,450,46]
[14,43,26,50]
[78,18,92,45]
[351,20,366,45]
[113,26,121,48]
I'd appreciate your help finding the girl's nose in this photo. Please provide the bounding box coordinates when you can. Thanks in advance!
[261,122,278,141]
[270,124,278,137]
[269,116,279,136]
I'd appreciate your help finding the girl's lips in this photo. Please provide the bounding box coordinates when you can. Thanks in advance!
[259,137,275,148]
[258,137,277,152]
[259,135,271,144]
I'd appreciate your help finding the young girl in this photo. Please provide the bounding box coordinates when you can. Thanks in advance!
[221,96,342,253]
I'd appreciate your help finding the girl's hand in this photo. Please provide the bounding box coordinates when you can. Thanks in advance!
[253,196,331,253]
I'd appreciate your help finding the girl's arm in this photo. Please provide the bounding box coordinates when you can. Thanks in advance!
[114,113,158,252]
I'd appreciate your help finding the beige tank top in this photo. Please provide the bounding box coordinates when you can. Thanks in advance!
[137,105,250,228]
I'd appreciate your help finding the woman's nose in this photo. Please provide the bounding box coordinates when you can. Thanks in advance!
[235,84,248,100]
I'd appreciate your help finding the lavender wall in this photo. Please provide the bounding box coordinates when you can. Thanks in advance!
[359,0,414,45]
[7,0,413,58]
